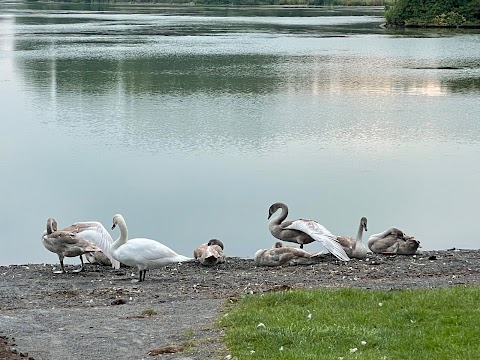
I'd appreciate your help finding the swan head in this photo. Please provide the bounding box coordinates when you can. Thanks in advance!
[268,202,285,219]
[361,217,368,231]
[111,213,125,230]
[207,239,224,250]
[405,235,421,249]
[46,218,58,234]
[274,241,283,248]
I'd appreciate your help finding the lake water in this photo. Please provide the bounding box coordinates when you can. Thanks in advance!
[1,3,480,266]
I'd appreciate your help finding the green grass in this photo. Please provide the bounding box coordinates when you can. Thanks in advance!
[141,308,158,316]
[219,286,480,359]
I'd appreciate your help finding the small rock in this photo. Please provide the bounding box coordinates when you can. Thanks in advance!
[111,299,127,305]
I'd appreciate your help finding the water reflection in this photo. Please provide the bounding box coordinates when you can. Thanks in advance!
[9,12,480,150]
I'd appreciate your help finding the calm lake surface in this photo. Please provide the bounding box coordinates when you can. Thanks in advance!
[1,3,480,266]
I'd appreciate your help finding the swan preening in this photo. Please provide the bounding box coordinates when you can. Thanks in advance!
[194,239,225,266]
[268,202,350,262]
[110,214,192,282]
[254,242,321,267]
[41,218,120,274]
[368,227,421,255]
[337,217,369,259]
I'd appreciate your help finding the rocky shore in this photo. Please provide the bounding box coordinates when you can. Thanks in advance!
[1,249,479,359]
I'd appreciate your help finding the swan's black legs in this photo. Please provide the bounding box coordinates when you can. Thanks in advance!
[60,258,66,273]
[54,257,67,274]
[72,255,85,273]
[136,270,148,282]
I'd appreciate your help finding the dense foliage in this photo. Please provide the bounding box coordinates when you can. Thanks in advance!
[385,0,480,27]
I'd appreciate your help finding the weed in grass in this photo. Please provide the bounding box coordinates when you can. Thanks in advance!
[141,308,157,316]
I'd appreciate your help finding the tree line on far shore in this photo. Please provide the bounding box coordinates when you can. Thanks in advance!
[28,0,480,27]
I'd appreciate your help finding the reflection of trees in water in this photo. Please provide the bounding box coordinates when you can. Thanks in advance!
[16,55,281,95]
[17,51,480,97]
[444,77,480,93]
[13,40,480,153]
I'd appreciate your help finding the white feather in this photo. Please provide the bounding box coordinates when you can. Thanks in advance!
[285,219,350,261]
[69,222,120,269]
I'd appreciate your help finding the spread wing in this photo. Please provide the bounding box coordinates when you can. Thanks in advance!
[68,222,121,269]
[285,219,350,262]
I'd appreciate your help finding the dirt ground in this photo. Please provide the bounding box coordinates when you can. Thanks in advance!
[1,248,480,359]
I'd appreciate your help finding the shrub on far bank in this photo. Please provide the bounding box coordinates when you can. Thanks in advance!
[385,0,480,27]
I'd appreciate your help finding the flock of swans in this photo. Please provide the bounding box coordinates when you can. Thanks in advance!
[41,202,421,282]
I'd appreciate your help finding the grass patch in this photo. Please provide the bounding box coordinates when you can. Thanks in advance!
[219,286,480,359]
[141,308,158,316]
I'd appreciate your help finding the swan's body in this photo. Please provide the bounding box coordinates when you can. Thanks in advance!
[85,251,113,266]
[111,214,192,282]
[42,218,97,273]
[254,242,321,267]
[336,217,369,259]
[194,239,225,266]
[367,227,419,255]
[42,218,119,273]
[267,202,350,262]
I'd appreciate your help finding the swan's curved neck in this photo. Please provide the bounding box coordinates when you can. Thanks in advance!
[272,204,288,225]
[112,219,128,250]
[356,222,364,242]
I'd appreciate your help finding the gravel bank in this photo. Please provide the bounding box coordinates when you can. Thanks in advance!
[1,249,479,359]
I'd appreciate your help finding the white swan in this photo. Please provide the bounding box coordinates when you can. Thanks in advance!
[110,214,192,282]
[193,239,225,266]
[336,217,369,259]
[268,202,350,262]
[42,218,120,273]
[254,242,321,267]
[367,227,420,255]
